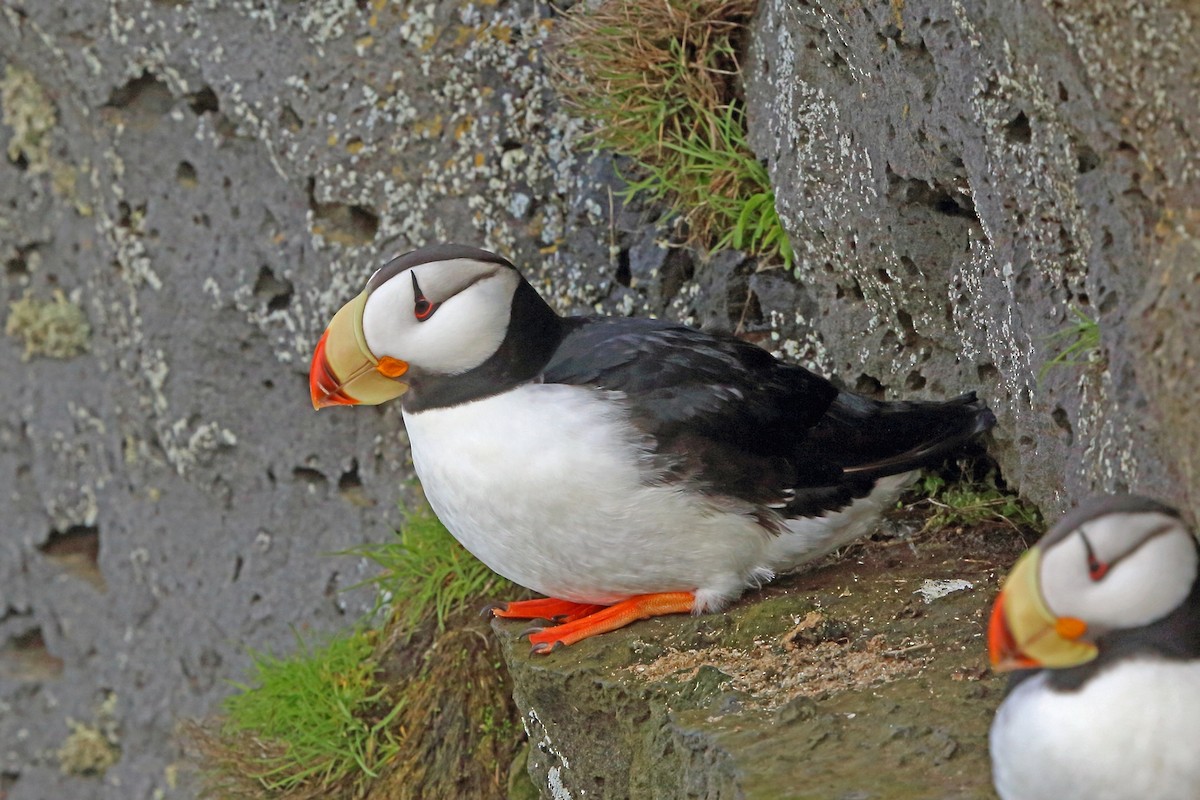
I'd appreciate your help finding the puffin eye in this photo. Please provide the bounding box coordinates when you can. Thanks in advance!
[1079,532,1109,582]
[410,271,439,322]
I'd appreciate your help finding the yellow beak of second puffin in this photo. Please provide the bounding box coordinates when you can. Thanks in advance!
[988,546,1099,672]
[308,290,410,410]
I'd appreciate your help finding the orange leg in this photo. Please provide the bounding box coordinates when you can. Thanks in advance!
[523,591,696,654]
[486,597,607,623]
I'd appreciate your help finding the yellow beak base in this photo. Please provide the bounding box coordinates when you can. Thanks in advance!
[989,547,1099,672]
[309,290,409,409]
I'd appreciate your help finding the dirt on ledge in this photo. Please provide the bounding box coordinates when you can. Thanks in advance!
[494,519,1029,799]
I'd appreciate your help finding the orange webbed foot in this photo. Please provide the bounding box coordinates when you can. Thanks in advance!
[484,597,607,623]
[520,591,696,654]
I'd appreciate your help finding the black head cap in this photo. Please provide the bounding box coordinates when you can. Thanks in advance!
[366,244,516,293]
[1042,494,1183,549]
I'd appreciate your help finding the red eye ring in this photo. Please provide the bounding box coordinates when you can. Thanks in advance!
[414,298,436,320]
[410,271,438,321]
[1080,531,1109,581]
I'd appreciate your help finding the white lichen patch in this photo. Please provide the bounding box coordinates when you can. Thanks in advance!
[524,706,575,800]
[159,418,239,477]
[547,764,574,800]
[299,0,359,46]
[41,407,113,530]
[1049,0,1199,188]
[1075,366,1140,491]
[1,65,56,173]
[5,290,91,361]
[914,578,974,603]
[953,243,1037,410]
[102,190,162,291]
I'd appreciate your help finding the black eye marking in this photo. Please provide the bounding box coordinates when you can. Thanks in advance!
[1077,519,1178,583]
[411,271,438,321]
[1079,531,1110,581]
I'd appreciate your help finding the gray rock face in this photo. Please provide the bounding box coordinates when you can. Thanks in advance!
[0,2,584,798]
[1,0,1196,799]
[743,0,1199,520]
[1130,211,1200,524]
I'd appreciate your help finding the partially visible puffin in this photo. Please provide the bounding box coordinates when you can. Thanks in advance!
[988,495,1200,800]
[310,244,995,652]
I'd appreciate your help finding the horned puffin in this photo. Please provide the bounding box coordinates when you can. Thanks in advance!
[988,495,1200,800]
[310,244,995,652]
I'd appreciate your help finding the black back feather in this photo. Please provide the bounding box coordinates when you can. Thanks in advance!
[544,316,995,520]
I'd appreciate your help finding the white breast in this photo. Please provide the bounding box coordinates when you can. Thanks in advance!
[990,659,1200,800]
[402,383,900,608]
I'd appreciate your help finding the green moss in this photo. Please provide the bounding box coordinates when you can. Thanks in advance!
[911,468,1041,535]
[370,618,521,800]
[551,0,793,268]
[5,290,91,361]
[57,723,121,776]
[0,66,91,214]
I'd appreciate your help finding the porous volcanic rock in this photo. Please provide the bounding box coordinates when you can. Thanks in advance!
[742,0,1199,520]
[1,1,1195,798]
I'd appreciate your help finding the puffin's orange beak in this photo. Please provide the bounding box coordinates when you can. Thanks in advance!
[309,290,410,410]
[988,589,1041,671]
[988,547,1098,672]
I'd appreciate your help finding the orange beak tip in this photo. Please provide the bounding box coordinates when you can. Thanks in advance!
[308,328,360,409]
[987,590,1032,672]
[986,589,1048,672]
[1054,616,1088,640]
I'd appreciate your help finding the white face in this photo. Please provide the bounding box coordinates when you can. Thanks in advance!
[1040,511,1197,635]
[360,257,520,376]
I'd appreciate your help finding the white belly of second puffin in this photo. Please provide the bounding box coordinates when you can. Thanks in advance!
[990,659,1200,800]
[402,383,901,611]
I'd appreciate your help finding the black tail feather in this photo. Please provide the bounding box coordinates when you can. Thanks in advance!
[810,391,996,481]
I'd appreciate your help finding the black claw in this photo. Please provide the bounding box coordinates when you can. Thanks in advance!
[518,625,546,638]
[530,640,562,655]
[480,602,508,618]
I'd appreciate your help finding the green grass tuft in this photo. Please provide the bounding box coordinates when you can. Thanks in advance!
[347,505,516,635]
[551,0,793,268]
[214,627,401,796]
[1039,306,1101,380]
[188,505,522,800]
